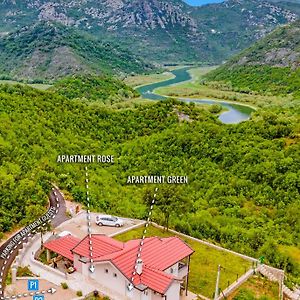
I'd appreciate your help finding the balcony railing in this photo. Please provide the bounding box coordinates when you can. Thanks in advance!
[178,263,188,278]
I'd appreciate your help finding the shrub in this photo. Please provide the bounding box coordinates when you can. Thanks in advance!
[61,282,68,289]
[76,291,83,297]
[17,266,34,277]
[233,289,255,300]
[209,104,222,114]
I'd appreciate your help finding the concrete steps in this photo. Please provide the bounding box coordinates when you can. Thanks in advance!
[258,265,278,282]
[258,265,299,300]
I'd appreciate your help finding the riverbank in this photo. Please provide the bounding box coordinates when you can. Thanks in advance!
[161,94,257,111]
[154,67,290,108]
[124,71,175,88]
[136,67,256,124]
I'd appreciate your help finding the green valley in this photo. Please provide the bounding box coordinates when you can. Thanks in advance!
[155,20,300,109]
[0,81,299,285]
[0,2,299,299]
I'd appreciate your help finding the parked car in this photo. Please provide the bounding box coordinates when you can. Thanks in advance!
[96,215,124,227]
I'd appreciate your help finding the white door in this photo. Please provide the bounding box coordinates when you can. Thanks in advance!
[103,217,110,226]
[108,217,115,226]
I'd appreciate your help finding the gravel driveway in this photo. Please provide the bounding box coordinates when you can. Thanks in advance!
[54,211,144,239]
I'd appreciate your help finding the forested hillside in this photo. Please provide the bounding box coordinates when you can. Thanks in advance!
[52,75,139,103]
[205,20,300,98]
[0,83,299,283]
[0,22,154,81]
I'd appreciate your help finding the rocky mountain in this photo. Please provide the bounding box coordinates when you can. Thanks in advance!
[205,20,300,97]
[0,22,154,81]
[228,20,300,68]
[0,0,300,64]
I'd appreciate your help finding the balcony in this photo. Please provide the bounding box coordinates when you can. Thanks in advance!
[178,262,188,278]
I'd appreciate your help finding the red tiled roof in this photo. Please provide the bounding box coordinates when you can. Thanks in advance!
[44,235,80,261]
[44,234,194,295]
[99,236,194,294]
[71,235,124,258]
[134,266,173,294]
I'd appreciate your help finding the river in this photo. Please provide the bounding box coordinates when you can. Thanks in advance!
[137,67,255,124]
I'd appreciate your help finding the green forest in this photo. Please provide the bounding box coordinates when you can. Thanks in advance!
[0,22,154,81]
[205,65,300,98]
[0,81,299,285]
[52,75,139,103]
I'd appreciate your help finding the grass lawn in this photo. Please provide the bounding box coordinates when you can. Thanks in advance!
[228,275,279,300]
[0,80,52,90]
[115,225,252,298]
[188,66,218,82]
[124,72,175,88]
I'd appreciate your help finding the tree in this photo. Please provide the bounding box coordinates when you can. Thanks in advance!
[144,185,191,231]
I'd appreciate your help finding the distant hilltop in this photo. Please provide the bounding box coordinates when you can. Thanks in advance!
[0,0,300,64]
[0,22,155,81]
[205,20,300,97]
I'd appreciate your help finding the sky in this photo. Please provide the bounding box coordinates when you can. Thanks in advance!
[184,0,224,6]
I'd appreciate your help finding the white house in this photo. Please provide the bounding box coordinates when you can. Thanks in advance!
[44,234,194,300]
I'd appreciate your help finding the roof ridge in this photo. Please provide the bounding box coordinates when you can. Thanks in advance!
[70,235,89,253]
[111,237,159,260]
[93,234,124,249]
[92,237,124,259]
[71,234,124,256]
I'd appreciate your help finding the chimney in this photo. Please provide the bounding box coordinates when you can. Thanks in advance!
[136,259,143,275]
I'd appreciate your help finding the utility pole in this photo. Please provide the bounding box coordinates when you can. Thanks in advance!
[214,265,221,300]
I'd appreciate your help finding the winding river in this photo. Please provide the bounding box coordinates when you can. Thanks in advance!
[137,67,255,124]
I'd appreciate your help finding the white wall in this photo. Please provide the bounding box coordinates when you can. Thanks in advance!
[128,287,149,300]
[150,291,164,300]
[140,289,151,300]
[75,259,181,300]
[165,281,181,300]
[165,262,179,277]
[89,262,145,299]
[90,262,126,296]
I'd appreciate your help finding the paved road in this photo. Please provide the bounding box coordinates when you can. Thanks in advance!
[0,188,68,299]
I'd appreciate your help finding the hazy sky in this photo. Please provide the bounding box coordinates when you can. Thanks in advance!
[184,0,224,5]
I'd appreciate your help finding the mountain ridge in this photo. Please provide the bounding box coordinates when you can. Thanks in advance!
[205,20,300,97]
[1,0,300,64]
[0,22,155,81]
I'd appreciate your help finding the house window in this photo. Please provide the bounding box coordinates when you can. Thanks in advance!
[105,269,109,273]
[113,273,117,278]
[170,268,174,274]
